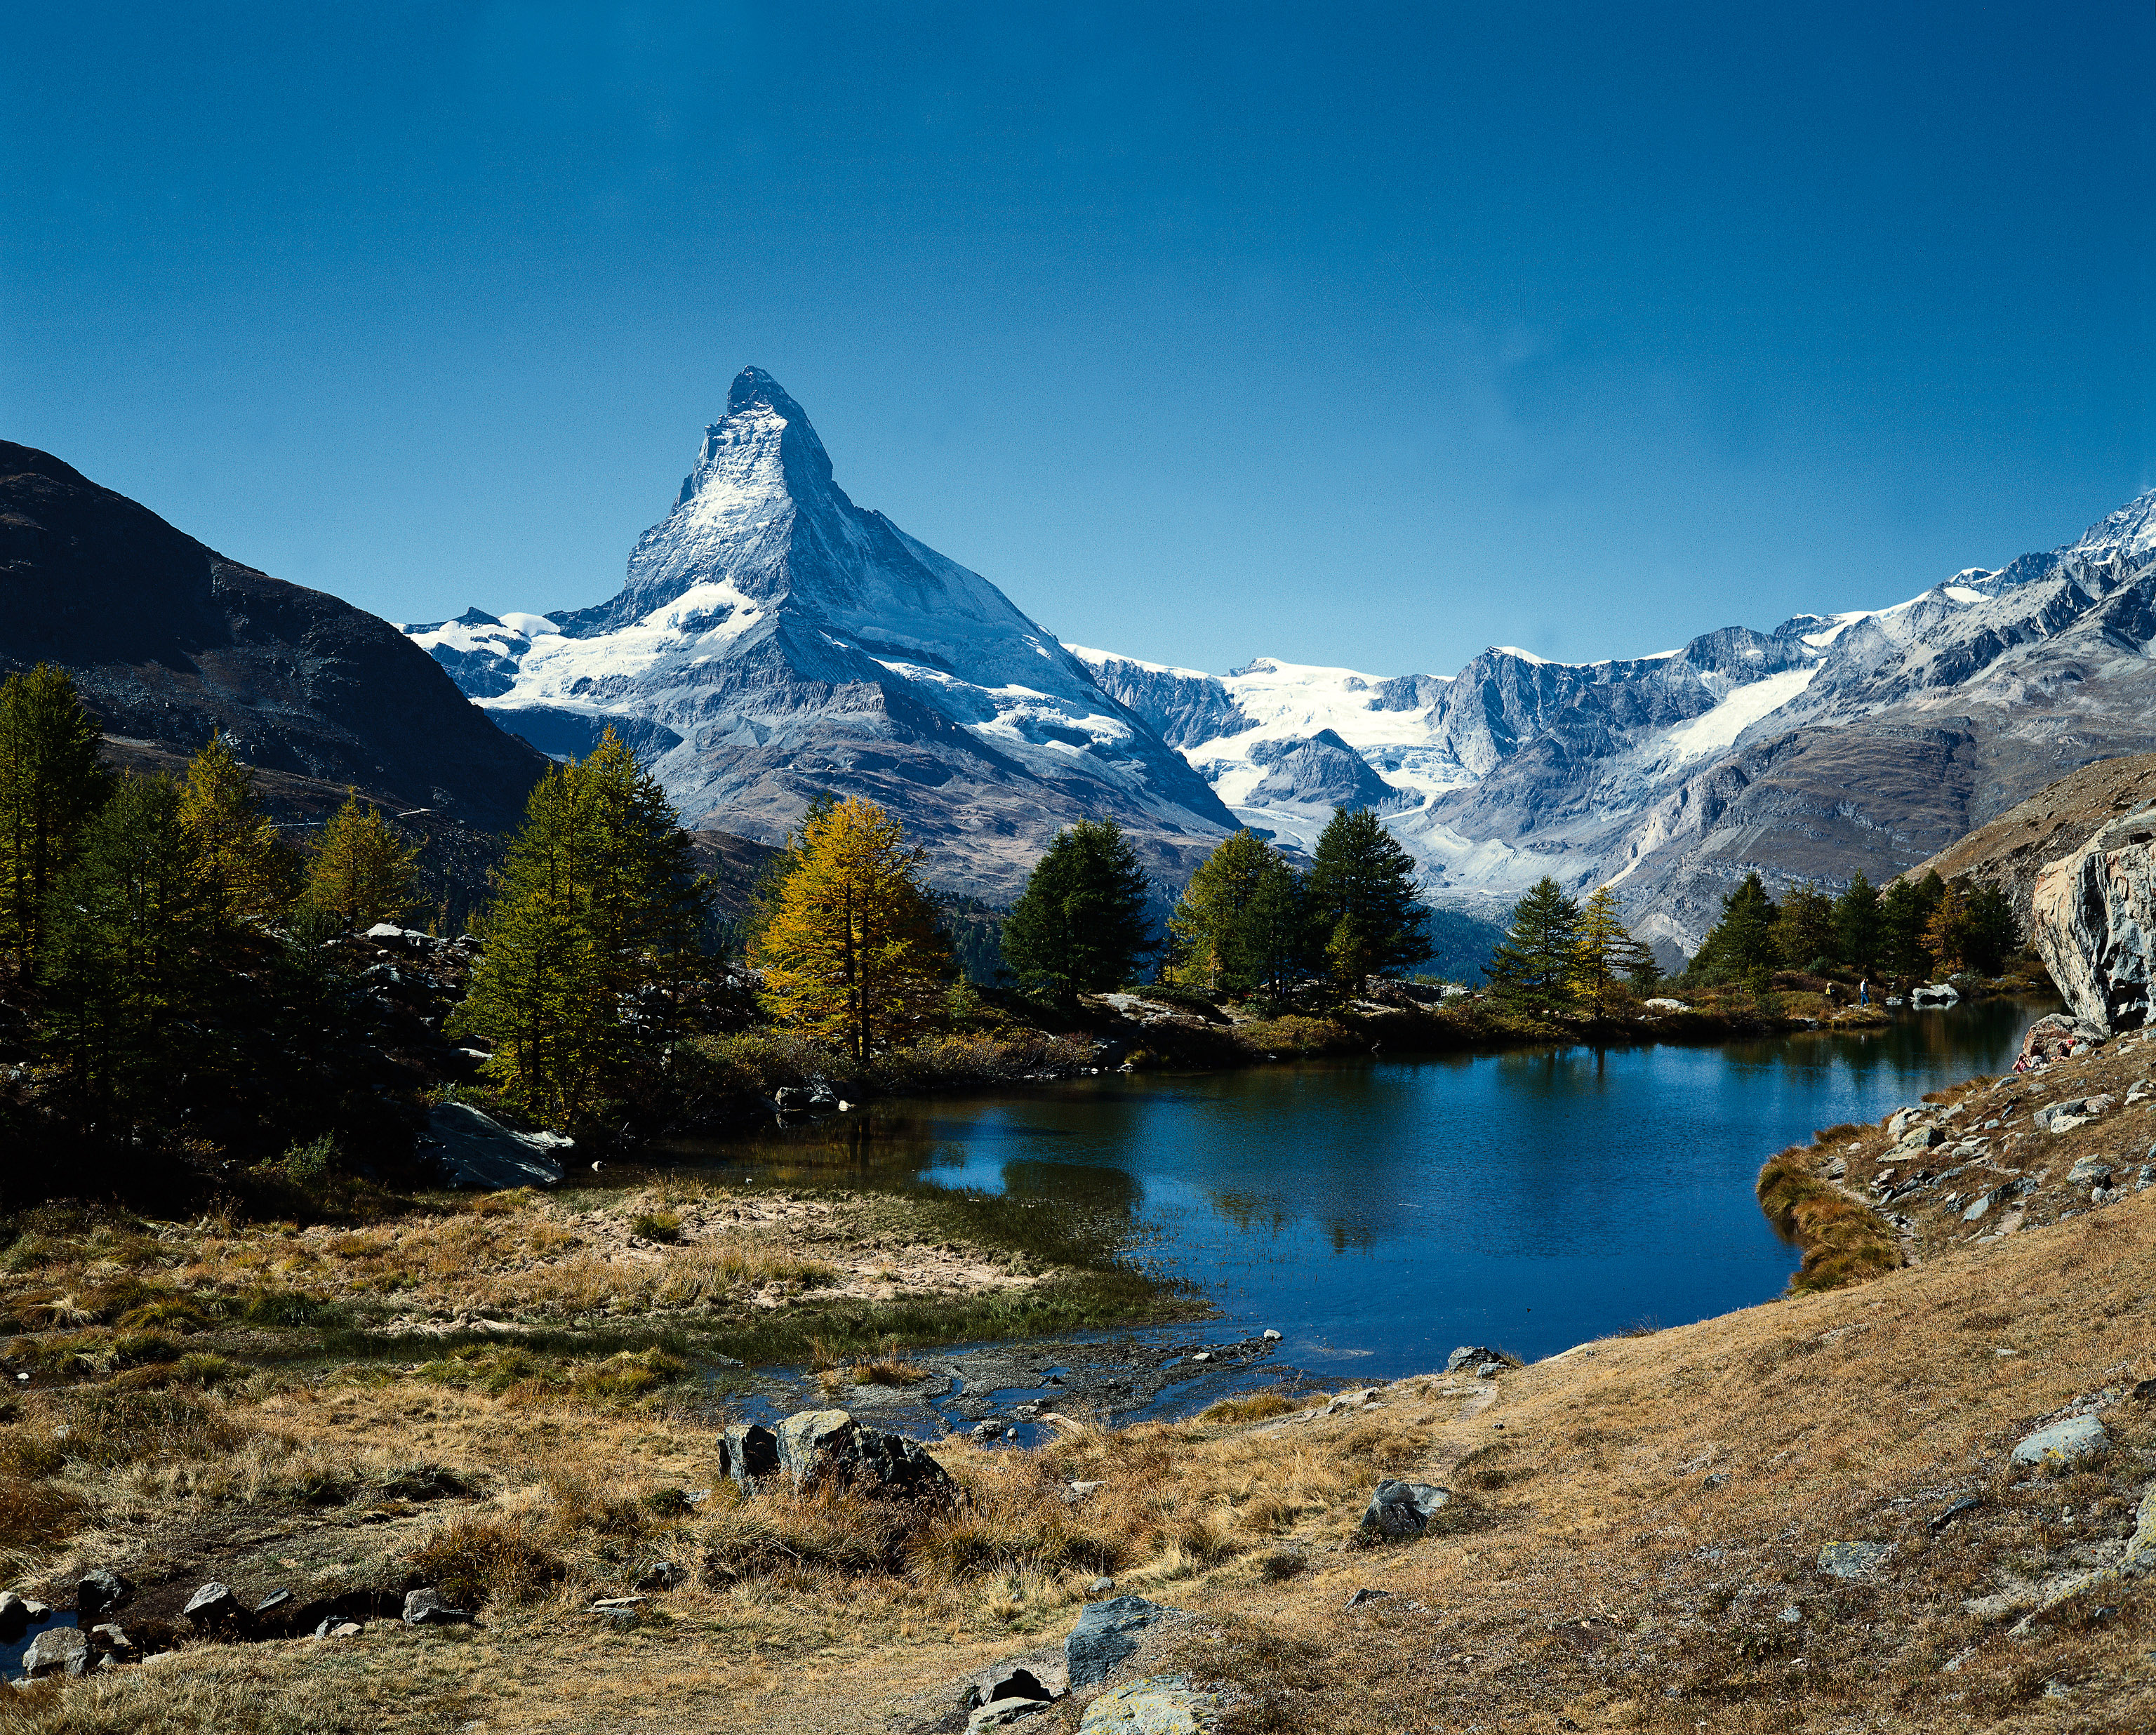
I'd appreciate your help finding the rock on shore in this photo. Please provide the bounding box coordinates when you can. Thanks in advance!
[2031,806,2156,1034]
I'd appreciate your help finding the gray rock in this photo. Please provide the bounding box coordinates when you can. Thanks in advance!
[1066,1596,1184,1689]
[1444,1345,1514,1374]
[402,1587,474,1626]
[1776,1604,1802,1623]
[253,1589,293,1615]
[1895,1124,1944,1151]
[1088,1576,1115,1593]
[1261,1329,1282,1342]
[76,1569,130,1620]
[1910,982,1960,1007]
[1360,1479,1453,1539]
[1078,1675,1220,1734]
[2066,1157,2115,1185]
[1343,1587,1393,1609]
[971,1664,1051,1708]
[1817,1541,1892,1578]
[182,1582,241,1626]
[970,1701,1053,1732]
[718,1423,778,1493]
[636,1560,686,1591]
[426,1101,570,1190]
[1475,1361,1505,1379]
[87,1623,131,1651]
[772,1409,957,1503]
[2010,1415,2110,1468]
[2094,1185,2126,1206]
[22,1625,90,1678]
[0,1591,25,1636]
[2032,811,2156,1035]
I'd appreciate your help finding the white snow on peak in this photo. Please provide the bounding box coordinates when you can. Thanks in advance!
[1065,644,1216,682]
[1491,645,1552,664]
[498,611,561,639]
[1942,585,1988,604]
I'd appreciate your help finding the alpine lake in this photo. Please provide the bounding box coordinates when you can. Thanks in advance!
[657,997,2058,1439]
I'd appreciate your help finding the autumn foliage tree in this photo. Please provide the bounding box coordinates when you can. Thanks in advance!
[1572,885,1653,1019]
[752,797,949,1065]
[178,733,300,928]
[304,792,421,932]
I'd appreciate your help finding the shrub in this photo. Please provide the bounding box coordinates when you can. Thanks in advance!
[630,1211,683,1244]
[408,1513,564,1609]
[1198,1391,1298,1425]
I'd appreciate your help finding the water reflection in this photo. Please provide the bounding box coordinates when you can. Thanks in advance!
[664,999,2054,1383]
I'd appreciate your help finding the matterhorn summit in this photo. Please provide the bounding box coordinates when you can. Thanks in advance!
[408,368,1235,896]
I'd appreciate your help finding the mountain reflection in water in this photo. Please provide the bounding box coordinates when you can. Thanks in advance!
[666,998,2054,1384]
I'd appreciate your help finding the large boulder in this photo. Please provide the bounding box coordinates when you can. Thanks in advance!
[2010,1415,2109,1468]
[22,1624,90,1678]
[76,1569,131,1620]
[425,1102,571,1189]
[1065,1596,1185,1689]
[2031,809,2156,1035]
[1360,1480,1453,1538]
[718,1423,779,1494]
[771,1409,955,1503]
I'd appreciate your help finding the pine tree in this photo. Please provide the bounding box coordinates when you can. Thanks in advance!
[1691,873,1781,985]
[1303,807,1430,988]
[1773,882,1838,973]
[1001,819,1154,1007]
[1833,872,1884,976]
[1960,879,2021,977]
[1486,877,1581,1017]
[1573,885,1652,1020]
[38,775,215,1135]
[1167,830,1276,992]
[178,733,299,929]
[752,797,949,1066]
[1232,851,1309,998]
[305,792,421,932]
[0,664,113,976]
[453,731,715,1124]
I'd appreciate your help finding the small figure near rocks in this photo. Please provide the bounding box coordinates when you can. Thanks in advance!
[1361,1479,1452,1538]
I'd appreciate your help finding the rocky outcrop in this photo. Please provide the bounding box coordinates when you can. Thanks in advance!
[423,1102,571,1190]
[2030,806,2156,1034]
[769,1409,957,1503]
[1065,1596,1185,1689]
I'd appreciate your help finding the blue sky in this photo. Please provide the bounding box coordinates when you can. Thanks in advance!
[4,3,2150,674]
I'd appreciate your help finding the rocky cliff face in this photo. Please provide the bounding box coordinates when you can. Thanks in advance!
[0,441,547,829]
[2031,806,2156,1035]
[410,369,1235,900]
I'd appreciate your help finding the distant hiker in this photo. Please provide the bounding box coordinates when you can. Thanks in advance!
[1859,979,1870,1005]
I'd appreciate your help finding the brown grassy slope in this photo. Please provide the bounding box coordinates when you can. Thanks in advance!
[1901,749,2156,923]
[6,1188,2154,1734]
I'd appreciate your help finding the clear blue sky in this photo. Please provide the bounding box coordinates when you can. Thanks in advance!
[4,3,2150,675]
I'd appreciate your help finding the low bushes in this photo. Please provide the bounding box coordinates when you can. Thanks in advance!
[1757,1143,1901,1293]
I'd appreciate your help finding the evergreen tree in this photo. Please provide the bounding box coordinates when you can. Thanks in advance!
[0,664,113,976]
[1573,885,1652,1019]
[752,797,949,1066]
[38,775,215,1136]
[1001,819,1154,1007]
[1922,879,1971,978]
[1167,829,1276,991]
[178,733,299,929]
[453,731,714,1123]
[1486,877,1582,1017]
[1691,873,1780,985]
[1231,851,1310,998]
[1303,806,1430,988]
[305,792,420,932]
[1879,871,1943,980]
[1959,879,2021,977]
[1774,882,1838,973]
[1833,872,1884,976]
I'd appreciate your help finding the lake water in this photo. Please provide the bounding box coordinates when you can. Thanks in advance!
[679,999,2052,1389]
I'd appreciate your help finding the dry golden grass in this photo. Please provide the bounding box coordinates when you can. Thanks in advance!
[1756,1141,1903,1291]
[6,1173,2155,1731]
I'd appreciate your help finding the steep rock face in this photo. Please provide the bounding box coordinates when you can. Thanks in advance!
[411,369,1235,898]
[1242,729,1407,812]
[2030,807,2156,1035]
[0,442,547,828]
